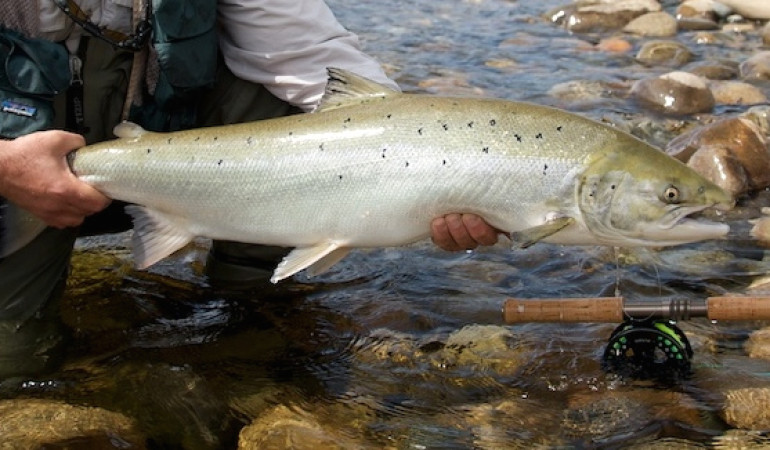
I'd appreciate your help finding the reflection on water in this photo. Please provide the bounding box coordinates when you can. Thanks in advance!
[5,0,770,447]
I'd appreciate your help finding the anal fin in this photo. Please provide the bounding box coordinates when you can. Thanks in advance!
[125,205,195,269]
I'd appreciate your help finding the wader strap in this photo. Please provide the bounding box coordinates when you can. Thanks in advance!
[122,0,152,120]
[65,39,87,133]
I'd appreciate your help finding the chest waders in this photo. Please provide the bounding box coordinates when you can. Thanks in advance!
[0,0,306,378]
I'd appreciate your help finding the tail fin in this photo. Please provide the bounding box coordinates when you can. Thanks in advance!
[0,199,47,258]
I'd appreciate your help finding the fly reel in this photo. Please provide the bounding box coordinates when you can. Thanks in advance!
[602,320,693,379]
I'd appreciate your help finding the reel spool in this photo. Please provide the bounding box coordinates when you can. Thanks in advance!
[602,320,693,379]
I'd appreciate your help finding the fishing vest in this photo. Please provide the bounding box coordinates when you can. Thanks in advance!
[0,0,218,139]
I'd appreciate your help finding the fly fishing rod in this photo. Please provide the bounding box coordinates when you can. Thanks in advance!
[502,296,770,380]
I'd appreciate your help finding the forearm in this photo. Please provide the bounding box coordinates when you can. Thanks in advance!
[216,0,398,111]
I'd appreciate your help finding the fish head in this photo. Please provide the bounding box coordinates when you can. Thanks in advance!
[576,140,734,247]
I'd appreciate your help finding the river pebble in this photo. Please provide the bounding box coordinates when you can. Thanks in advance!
[238,404,371,449]
[636,40,694,66]
[666,117,770,196]
[631,71,715,115]
[745,326,770,359]
[740,51,770,81]
[709,80,768,105]
[688,60,739,80]
[716,0,770,20]
[623,11,678,36]
[722,388,770,429]
[676,0,720,30]
[0,399,144,448]
[546,0,662,33]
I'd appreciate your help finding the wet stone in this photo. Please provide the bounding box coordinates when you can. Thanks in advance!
[666,117,770,195]
[238,404,372,449]
[740,51,770,81]
[687,60,739,80]
[709,80,768,105]
[722,388,770,429]
[0,399,145,448]
[623,11,678,37]
[713,430,770,449]
[687,144,750,197]
[631,71,714,115]
[635,40,694,67]
[745,327,770,360]
[546,0,661,33]
[716,0,770,20]
[676,0,718,21]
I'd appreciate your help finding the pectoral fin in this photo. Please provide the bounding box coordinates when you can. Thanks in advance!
[271,241,350,283]
[511,217,575,249]
[125,205,195,269]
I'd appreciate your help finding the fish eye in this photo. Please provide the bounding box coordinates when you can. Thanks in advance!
[662,185,681,204]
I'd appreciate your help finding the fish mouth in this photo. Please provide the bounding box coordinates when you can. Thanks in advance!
[650,203,731,244]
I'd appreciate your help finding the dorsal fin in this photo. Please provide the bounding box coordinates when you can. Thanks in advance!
[316,67,399,112]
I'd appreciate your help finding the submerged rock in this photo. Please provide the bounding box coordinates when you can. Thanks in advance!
[722,388,770,429]
[0,399,144,448]
[745,327,770,360]
[238,404,373,449]
[709,80,768,106]
[740,51,770,81]
[631,71,714,115]
[635,40,694,66]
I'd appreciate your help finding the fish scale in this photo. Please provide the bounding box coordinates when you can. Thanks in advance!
[3,68,733,283]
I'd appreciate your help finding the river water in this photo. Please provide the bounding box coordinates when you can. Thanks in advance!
[8,0,770,448]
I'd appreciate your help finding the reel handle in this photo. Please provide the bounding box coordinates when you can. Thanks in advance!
[707,296,770,321]
[502,297,624,323]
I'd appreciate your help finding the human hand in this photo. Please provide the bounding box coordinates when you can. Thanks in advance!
[430,213,501,251]
[0,130,111,228]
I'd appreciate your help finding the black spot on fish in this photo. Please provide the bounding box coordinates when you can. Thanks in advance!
[442,123,449,131]
[213,136,218,141]
[482,147,489,154]
[515,134,522,142]
[194,137,200,142]
[611,184,616,190]
[338,175,343,180]
[556,126,563,132]
[536,133,543,139]
[418,128,423,135]
[344,117,351,123]
[167,138,172,144]
[442,160,446,165]
[467,121,474,128]
[289,131,294,136]
[218,159,223,166]
[146,148,152,154]
[405,161,410,167]
[489,119,496,126]
[543,164,548,175]
[319,143,325,151]
[386,114,392,119]
[246,136,254,145]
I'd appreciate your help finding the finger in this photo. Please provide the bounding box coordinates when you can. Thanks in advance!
[431,216,461,251]
[462,214,499,246]
[47,131,86,157]
[445,213,476,250]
